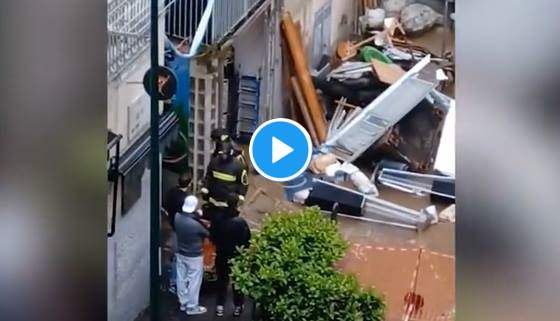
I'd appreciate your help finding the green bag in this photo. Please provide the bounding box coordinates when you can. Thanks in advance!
[360,46,392,64]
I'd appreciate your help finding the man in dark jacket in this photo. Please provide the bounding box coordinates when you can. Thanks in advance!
[162,174,191,293]
[214,216,251,317]
[163,174,191,229]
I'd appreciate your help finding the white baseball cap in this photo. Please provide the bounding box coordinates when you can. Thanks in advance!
[182,195,198,213]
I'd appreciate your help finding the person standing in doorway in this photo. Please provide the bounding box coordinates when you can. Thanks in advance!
[175,195,209,315]
[214,216,251,317]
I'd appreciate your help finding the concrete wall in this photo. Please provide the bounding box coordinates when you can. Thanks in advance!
[226,0,357,120]
[107,167,150,321]
[107,10,165,321]
[233,14,268,78]
[232,8,284,120]
[284,0,357,56]
[107,54,152,152]
[107,20,165,152]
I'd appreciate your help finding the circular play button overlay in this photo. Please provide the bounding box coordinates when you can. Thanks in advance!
[249,118,312,182]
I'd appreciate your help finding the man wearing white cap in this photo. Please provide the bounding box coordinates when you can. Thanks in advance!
[174,195,209,315]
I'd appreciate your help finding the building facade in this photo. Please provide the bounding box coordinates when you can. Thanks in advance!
[106,1,356,321]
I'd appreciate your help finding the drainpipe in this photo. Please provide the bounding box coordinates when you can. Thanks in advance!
[107,136,122,238]
[150,0,160,320]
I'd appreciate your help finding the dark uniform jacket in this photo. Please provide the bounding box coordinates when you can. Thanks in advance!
[214,216,251,259]
[204,156,248,206]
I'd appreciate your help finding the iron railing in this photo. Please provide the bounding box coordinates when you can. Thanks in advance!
[108,0,267,79]
[165,0,263,45]
[108,0,174,79]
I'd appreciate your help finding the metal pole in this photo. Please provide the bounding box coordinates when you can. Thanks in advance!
[150,0,160,320]
[441,0,449,57]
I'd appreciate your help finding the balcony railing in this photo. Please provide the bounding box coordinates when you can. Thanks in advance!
[107,0,174,80]
[108,0,265,79]
[165,0,264,45]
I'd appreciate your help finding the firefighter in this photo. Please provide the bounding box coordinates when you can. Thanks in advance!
[210,128,248,170]
[200,138,249,239]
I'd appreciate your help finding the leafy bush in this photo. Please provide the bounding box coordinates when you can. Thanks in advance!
[231,207,385,321]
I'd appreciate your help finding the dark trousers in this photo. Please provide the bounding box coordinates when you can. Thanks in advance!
[215,253,244,306]
[203,205,238,244]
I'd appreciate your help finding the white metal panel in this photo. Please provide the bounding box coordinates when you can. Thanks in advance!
[324,56,435,162]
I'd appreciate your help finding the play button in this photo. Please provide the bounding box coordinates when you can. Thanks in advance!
[272,137,293,164]
[249,118,312,182]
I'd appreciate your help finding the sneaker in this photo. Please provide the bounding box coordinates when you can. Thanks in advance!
[233,305,243,317]
[186,306,207,315]
[179,304,186,312]
[215,305,224,317]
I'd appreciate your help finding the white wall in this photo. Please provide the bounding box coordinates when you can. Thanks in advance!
[107,20,165,152]
[330,0,357,44]
[284,0,356,56]
[233,14,267,78]
[107,54,152,152]
[232,10,284,121]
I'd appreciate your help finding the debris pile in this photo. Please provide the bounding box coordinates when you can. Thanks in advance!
[279,1,455,231]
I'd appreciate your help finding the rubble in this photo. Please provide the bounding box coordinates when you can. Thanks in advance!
[384,46,413,61]
[324,55,435,163]
[376,167,455,201]
[279,6,455,231]
[309,153,338,174]
[360,46,392,63]
[336,35,378,61]
[439,204,456,223]
[371,59,406,84]
[400,3,443,35]
[359,8,386,32]
[372,97,448,173]
[290,76,320,146]
[382,0,410,18]
[281,12,327,142]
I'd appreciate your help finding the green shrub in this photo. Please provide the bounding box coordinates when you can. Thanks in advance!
[231,207,385,321]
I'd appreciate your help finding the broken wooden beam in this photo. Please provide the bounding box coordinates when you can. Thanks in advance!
[291,76,320,146]
[281,12,327,142]
[334,99,361,109]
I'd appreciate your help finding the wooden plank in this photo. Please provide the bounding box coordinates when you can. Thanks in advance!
[291,76,320,147]
[372,60,406,85]
[334,99,361,109]
[281,31,302,123]
[282,12,327,142]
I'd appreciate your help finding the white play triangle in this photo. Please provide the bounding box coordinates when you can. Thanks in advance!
[272,136,294,164]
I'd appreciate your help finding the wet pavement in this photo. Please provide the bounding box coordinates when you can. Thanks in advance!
[144,158,454,321]
[136,283,254,321]
[241,174,455,321]
[142,173,454,321]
